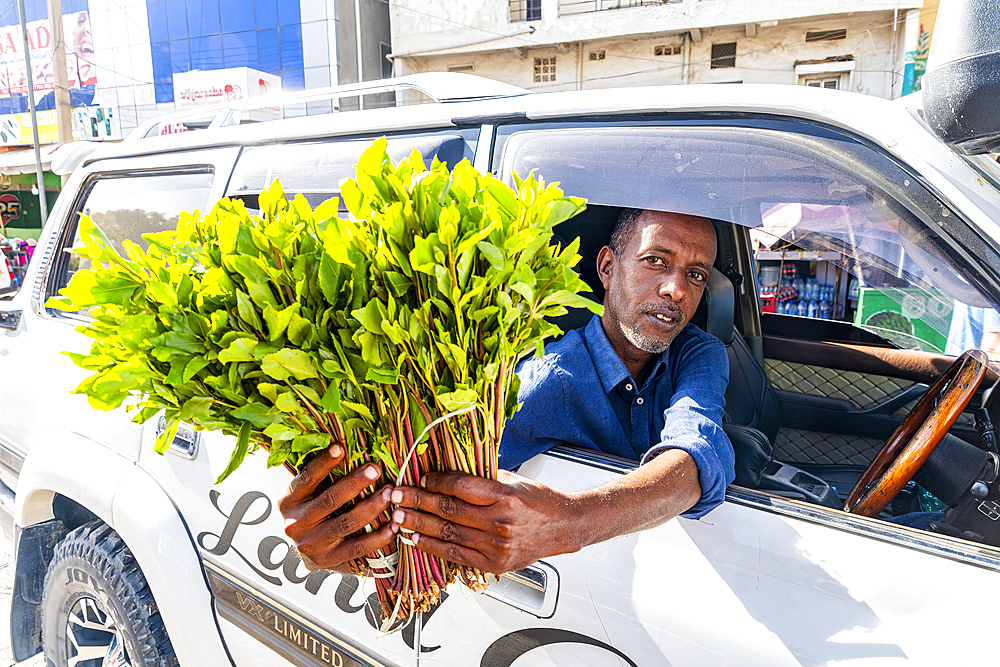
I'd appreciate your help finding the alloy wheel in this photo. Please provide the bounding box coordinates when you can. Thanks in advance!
[64,595,131,667]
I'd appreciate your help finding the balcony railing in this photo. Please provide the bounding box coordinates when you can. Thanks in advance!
[560,0,680,16]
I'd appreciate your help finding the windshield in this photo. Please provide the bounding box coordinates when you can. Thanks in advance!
[501,125,1000,355]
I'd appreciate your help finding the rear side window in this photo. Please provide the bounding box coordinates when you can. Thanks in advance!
[226,133,473,210]
[51,170,215,301]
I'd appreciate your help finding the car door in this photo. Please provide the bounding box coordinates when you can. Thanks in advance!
[410,111,1000,664]
[0,148,238,498]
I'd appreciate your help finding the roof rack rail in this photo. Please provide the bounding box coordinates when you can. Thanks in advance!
[127,72,531,142]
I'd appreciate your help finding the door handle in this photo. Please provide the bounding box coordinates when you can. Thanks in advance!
[484,561,559,618]
[0,309,20,331]
[156,416,200,459]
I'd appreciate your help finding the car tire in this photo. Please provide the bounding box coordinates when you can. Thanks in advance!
[42,520,179,667]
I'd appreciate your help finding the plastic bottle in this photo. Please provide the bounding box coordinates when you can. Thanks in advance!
[797,300,808,317]
[819,300,831,319]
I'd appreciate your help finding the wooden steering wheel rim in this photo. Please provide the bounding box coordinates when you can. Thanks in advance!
[844,350,989,517]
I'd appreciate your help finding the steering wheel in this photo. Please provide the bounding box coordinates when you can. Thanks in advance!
[844,350,990,517]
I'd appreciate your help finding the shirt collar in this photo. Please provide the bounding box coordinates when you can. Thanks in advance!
[582,315,669,394]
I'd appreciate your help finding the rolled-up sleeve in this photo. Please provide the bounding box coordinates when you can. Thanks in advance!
[641,334,734,519]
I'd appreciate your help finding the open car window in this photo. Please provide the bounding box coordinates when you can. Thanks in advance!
[499,125,1000,355]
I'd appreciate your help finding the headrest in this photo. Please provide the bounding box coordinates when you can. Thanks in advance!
[692,270,735,345]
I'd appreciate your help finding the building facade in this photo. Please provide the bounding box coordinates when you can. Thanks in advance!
[389,0,923,100]
[0,0,390,239]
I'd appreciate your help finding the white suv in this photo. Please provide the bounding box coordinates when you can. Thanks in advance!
[3,9,1000,665]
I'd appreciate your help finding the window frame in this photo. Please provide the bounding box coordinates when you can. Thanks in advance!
[46,166,218,321]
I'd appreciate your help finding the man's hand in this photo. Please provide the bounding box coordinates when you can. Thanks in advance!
[278,444,396,573]
[390,470,583,574]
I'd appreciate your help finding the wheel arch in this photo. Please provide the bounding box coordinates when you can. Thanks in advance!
[11,435,134,662]
[11,437,234,666]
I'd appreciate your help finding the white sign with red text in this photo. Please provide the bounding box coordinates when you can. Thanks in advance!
[173,68,282,119]
[0,11,96,96]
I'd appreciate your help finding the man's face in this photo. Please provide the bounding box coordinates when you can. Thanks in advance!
[598,211,717,355]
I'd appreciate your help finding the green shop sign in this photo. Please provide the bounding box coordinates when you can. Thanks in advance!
[1,171,60,240]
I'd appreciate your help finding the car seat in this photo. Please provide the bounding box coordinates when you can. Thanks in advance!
[690,271,775,488]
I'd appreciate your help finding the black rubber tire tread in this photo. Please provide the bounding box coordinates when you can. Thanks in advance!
[42,519,179,667]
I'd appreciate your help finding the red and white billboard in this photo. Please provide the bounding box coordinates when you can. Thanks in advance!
[173,67,282,119]
[0,11,96,96]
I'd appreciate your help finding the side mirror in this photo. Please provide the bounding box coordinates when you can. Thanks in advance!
[922,0,1000,154]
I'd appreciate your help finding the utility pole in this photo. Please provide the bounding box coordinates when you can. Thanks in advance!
[355,0,364,110]
[47,0,73,147]
[17,0,47,225]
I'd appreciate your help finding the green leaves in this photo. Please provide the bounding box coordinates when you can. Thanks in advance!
[216,421,252,483]
[57,137,598,492]
[261,348,318,381]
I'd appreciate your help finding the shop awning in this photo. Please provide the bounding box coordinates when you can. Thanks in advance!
[0,145,59,175]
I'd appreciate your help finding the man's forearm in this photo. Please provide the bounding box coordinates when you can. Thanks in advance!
[565,448,702,551]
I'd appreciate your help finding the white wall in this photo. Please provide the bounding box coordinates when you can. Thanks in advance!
[390,0,920,60]
[396,12,908,100]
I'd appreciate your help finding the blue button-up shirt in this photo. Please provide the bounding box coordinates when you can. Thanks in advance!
[499,315,735,519]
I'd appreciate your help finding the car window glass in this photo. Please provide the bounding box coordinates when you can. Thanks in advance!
[56,171,215,297]
[500,126,1000,354]
[226,134,470,210]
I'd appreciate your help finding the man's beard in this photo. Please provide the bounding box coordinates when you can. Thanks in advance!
[608,297,678,354]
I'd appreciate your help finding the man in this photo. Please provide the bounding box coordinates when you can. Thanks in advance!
[279,209,735,574]
[946,302,1000,361]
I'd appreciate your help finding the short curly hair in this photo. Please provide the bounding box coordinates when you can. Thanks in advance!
[608,208,644,257]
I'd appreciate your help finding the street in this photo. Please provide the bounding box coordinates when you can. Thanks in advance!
[0,536,44,667]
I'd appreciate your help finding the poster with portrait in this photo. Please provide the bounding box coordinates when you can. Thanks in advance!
[0,11,97,97]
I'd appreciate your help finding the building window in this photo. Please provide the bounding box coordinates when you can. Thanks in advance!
[511,0,542,22]
[589,50,605,61]
[448,64,475,73]
[805,77,840,89]
[711,42,737,69]
[805,29,847,42]
[534,57,556,82]
[654,44,682,56]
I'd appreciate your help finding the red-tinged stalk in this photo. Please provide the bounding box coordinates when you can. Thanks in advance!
[413,547,428,596]
[427,553,445,589]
